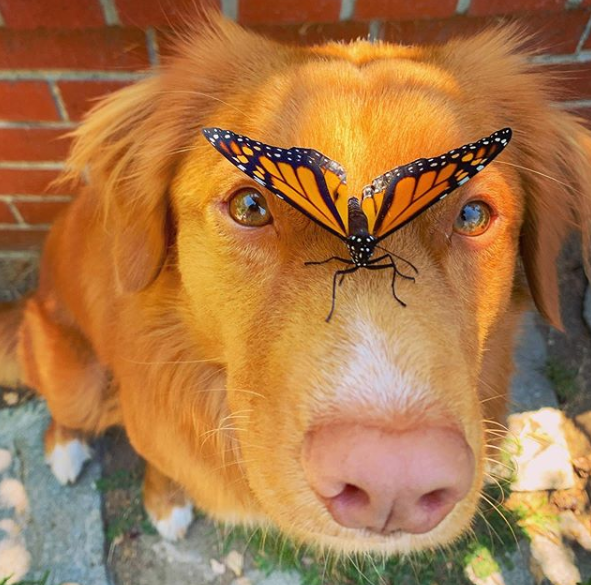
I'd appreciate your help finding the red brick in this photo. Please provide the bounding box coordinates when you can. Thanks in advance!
[469,0,565,16]
[356,0,457,21]
[57,80,131,121]
[0,228,48,250]
[116,0,218,27]
[540,63,591,101]
[0,81,58,122]
[384,11,588,54]
[239,0,341,25]
[244,22,370,44]
[0,201,16,224]
[0,29,149,70]
[0,169,63,195]
[0,129,71,162]
[14,199,71,224]
[0,0,104,28]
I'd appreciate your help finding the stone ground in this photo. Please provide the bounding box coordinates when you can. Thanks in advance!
[1,253,591,585]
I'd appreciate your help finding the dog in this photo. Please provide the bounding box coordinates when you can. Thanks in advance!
[0,14,590,555]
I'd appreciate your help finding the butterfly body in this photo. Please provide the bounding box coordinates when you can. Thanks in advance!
[345,197,378,267]
[202,126,512,319]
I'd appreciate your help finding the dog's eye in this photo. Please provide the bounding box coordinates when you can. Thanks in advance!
[453,201,492,237]
[229,189,272,227]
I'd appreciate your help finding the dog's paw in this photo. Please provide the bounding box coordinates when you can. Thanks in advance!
[45,438,92,485]
[149,503,194,541]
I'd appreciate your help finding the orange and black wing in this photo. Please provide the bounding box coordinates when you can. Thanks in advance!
[202,128,350,239]
[363,128,512,240]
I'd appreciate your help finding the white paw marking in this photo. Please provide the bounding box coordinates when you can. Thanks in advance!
[150,503,194,541]
[45,439,92,485]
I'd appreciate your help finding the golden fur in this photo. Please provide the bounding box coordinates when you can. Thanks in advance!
[1,15,590,554]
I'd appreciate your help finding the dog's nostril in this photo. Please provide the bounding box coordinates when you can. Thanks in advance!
[419,488,451,511]
[332,483,370,509]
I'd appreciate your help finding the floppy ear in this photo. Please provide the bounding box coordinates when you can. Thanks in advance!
[519,114,591,330]
[62,77,177,292]
[437,28,591,330]
[59,14,292,293]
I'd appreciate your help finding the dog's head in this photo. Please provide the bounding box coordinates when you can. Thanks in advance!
[66,16,591,553]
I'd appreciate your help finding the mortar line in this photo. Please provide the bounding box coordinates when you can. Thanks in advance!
[0,162,66,170]
[368,20,381,42]
[576,13,591,54]
[0,70,148,82]
[48,81,70,122]
[7,195,73,203]
[0,222,51,229]
[98,0,121,26]
[456,0,471,14]
[340,0,356,21]
[146,28,160,67]
[221,0,238,21]
[0,120,76,129]
[531,50,591,64]
[4,198,25,224]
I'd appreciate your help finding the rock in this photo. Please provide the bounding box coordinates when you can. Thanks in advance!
[529,533,581,585]
[507,408,575,492]
[0,450,11,474]
[559,511,591,551]
[210,558,226,575]
[225,550,244,576]
[0,478,28,514]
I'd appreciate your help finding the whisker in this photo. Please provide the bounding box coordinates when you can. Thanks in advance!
[495,160,581,194]
[480,492,521,550]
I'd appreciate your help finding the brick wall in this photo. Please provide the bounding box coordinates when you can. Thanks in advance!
[0,0,590,252]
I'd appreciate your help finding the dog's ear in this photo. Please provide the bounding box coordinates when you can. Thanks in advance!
[61,77,179,292]
[59,15,267,293]
[437,29,591,330]
[519,114,591,330]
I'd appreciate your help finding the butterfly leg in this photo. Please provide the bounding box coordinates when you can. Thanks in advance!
[365,260,408,307]
[382,253,416,282]
[305,256,353,267]
[375,245,419,276]
[326,266,358,322]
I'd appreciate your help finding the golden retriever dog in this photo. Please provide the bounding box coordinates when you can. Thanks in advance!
[0,14,590,555]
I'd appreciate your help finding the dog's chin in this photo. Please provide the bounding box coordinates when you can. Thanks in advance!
[254,484,481,556]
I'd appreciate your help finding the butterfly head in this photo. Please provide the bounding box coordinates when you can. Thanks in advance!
[346,234,378,267]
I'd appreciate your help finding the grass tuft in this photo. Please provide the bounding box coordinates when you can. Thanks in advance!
[222,482,524,585]
[544,358,579,404]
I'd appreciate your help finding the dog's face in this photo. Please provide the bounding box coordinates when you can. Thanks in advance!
[74,17,591,554]
[172,39,526,553]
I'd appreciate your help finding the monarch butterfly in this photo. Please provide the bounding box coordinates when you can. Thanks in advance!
[202,126,512,320]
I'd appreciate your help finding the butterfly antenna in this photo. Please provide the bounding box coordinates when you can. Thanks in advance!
[376,245,418,274]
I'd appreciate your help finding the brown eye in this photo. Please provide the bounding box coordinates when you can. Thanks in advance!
[453,201,492,237]
[229,189,272,227]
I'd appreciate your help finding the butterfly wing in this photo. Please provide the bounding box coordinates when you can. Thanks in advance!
[363,128,512,240]
[202,128,349,239]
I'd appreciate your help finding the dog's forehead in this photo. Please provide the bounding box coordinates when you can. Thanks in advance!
[261,57,469,193]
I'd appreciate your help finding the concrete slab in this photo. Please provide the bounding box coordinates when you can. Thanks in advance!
[0,401,109,585]
[510,312,559,413]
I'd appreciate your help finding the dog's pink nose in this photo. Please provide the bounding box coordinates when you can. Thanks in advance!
[302,424,474,534]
